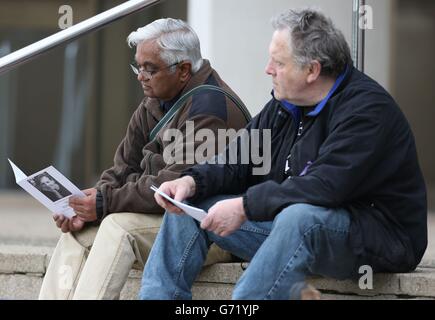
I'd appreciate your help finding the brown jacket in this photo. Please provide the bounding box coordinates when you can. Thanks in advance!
[95,60,249,218]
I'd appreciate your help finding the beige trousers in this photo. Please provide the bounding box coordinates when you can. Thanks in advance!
[38,212,232,299]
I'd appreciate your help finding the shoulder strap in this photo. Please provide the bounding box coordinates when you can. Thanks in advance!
[149,84,252,141]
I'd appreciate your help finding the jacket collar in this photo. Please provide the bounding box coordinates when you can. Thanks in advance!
[275,64,354,119]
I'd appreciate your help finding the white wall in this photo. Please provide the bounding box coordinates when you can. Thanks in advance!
[365,0,393,93]
[188,0,392,116]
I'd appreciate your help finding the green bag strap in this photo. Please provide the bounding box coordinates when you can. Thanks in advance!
[149,84,252,141]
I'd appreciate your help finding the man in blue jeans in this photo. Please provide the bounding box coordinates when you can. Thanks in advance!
[139,8,427,300]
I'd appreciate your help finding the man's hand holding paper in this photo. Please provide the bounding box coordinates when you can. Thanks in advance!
[69,188,98,222]
[201,197,247,237]
[152,176,247,237]
[53,214,86,233]
[153,176,197,215]
[8,159,85,220]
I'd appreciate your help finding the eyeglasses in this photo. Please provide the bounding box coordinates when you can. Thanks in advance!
[130,61,180,80]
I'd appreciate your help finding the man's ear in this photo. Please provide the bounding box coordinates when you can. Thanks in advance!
[179,61,192,82]
[306,60,322,84]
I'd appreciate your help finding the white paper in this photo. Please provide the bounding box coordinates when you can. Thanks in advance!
[151,185,207,222]
[8,159,85,219]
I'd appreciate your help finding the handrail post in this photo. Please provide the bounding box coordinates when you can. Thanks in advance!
[352,0,366,72]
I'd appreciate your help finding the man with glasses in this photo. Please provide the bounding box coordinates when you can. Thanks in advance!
[130,61,180,81]
[39,18,249,299]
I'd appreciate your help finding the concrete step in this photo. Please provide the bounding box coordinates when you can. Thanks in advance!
[1,244,435,300]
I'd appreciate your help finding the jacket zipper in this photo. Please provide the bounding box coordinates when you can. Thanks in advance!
[297,120,304,137]
[287,118,305,178]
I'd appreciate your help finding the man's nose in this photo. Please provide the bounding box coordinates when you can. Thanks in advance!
[265,61,274,75]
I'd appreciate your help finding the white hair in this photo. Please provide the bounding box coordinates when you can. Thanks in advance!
[127,18,203,73]
[272,8,352,77]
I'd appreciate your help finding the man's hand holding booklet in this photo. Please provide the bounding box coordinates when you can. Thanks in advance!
[8,159,85,219]
[150,185,206,221]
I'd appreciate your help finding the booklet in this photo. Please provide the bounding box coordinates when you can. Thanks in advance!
[8,159,85,219]
[150,185,207,222]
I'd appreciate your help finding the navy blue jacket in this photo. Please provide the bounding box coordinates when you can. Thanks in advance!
[183,67,427,273]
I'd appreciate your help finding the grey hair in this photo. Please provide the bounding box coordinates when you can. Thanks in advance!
[127,18,203,73]
[272,8,352,77]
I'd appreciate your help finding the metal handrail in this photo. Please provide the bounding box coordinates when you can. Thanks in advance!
[0,0,160,75]
[352,0,366,72]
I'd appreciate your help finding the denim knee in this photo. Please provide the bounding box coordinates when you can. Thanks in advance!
[272,203,327,234]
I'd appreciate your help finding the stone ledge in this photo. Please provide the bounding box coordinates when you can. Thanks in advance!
[0,274,43,300]
[196,263,246,284]
[1,245,435,299]
[398,267,435,297]
[318,293,435,300]
[0,245,53,274]
[307,273,399,297]
[307,267,435,298]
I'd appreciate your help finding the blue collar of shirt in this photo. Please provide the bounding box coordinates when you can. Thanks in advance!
[277,65,349,119]
[159,91,182,113]
[280,99,301,123]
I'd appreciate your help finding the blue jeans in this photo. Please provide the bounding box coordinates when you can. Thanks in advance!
[139,195,361,300]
